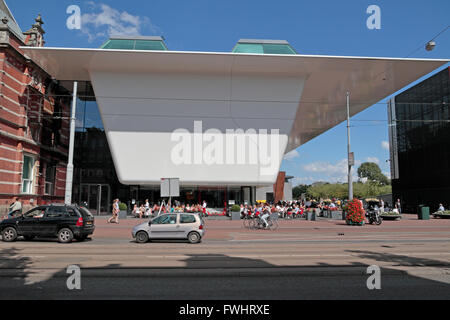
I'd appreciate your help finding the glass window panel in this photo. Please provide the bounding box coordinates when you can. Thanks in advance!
[232,43,264,54]
[134,40,167,51]
[263,44,296,54]
[22,156,32,179]
[180,214,196,224]
[102,39,135,50]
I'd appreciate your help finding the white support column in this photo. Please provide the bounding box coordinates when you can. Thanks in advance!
[64,81,77,204]
[346,91,353,200]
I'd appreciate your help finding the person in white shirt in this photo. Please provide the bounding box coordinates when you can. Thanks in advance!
[202,201,207,215]
[132,204,140,218]
[9,197,22,217]
[144,199,151,217]
[260,205,271,229]
[438,204,445,212]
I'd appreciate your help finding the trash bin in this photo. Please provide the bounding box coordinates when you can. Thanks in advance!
[231,211,241,220]
[419,206,430,220]
[119,210,127,219]
[306,210,316,221]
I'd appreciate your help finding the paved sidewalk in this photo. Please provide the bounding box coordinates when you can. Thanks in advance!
[91,214,450,242]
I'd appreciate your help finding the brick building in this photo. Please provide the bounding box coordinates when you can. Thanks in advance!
[0,1,70,214]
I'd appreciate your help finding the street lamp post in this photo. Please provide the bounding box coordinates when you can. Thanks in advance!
[64,81,78,205]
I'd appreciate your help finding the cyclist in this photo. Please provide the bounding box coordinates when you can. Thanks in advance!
[260,204,271,229]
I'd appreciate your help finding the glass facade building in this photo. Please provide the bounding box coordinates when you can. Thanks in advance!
[390,67,450,213]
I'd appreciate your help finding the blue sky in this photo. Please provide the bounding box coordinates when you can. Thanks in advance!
[10,0,450,185]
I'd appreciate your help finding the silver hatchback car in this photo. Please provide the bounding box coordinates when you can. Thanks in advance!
[132,213,205,244]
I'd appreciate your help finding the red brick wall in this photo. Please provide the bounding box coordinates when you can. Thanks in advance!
[273,171,286,203]
[0,31,69,214]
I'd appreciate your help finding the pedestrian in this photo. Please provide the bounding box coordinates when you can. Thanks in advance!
[108,199,119,223]
[8,197,22,218]
[396,199,401,214]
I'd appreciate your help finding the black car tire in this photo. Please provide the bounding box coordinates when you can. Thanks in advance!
[2,227,18,242]
[188,231,201,244]
[57,228,74,243]
[135,231,149,243]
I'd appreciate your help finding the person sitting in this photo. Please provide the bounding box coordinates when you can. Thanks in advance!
[438,204,445,212]
[132,204,140,218]
[33,209,45,218]
[137,204,145,218]
[145,205,153,217]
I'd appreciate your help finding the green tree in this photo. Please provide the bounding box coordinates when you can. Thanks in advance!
[357,162,389,185]
[292,184,308,199]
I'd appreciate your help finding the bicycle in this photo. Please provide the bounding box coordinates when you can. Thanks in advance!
[250,214,278,231]
[242,213,253,229]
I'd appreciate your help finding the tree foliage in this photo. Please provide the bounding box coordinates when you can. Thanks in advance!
[292,184,308,199]
[357,162,389,185]
[304,182,391,200]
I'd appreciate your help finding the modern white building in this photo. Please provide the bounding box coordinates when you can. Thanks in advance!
[21,37,449,210]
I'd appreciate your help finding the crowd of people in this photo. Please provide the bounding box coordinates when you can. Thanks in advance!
[129,199,209,219]
[111,197,401,222]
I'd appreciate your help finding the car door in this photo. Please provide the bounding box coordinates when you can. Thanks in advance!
[41,206,68,236]
[149,214,179,239]
[17,207,47,236]
[178,214,197,238]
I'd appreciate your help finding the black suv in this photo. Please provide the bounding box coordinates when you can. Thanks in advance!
[0,204,95,243]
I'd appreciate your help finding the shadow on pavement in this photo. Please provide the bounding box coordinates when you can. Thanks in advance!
[0,248,450,299]
[347,250,450,267]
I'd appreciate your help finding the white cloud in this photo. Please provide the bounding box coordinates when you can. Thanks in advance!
[381,141,390,150]
[302,158,361,183]
[365,156,380,164]
[303,159,348,175]
[80,3,161,42]
[291,176,314,186]
[283,149,299,161]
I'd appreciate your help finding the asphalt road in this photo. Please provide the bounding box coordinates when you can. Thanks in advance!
[1,217,450,299]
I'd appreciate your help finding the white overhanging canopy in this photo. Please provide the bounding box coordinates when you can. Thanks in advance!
[21,46,449,186]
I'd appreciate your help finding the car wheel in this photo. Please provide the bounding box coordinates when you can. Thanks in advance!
[188,231,201,244]
[135,231,149,243]
[57,228,74,243]
[2,227,18,242]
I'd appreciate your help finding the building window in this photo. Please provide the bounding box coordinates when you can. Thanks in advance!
[45,164,56,195]
[22,154,36,194]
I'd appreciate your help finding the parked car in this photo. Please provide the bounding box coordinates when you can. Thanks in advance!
[0,203,95,243]
[132,213,205,244]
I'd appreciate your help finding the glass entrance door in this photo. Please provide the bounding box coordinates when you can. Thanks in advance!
[79,184,110,215]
